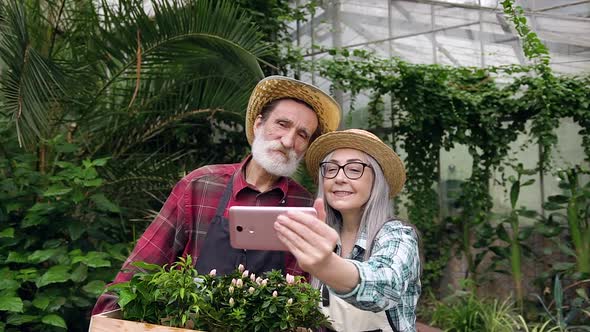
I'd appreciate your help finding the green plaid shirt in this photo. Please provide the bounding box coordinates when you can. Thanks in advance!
[329,220,421,332]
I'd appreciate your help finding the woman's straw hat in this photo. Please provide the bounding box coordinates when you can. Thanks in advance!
[305,129,406,198]
[245,76,341,144]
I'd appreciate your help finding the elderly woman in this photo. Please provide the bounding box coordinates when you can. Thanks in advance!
[275,129,421,332]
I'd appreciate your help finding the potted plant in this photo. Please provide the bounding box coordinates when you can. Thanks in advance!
[89,256,330,331]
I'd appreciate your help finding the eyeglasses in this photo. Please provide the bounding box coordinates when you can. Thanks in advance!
[319,161,372,180]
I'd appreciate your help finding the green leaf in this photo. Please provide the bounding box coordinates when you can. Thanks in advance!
[36,265,70,288]
[83,280,106,296]
[510,181,520,209]
[54,142,78,153]
[0,228,14,238]
[517,227,533,241]
[496,224,510,242]
[83,178,103,187]
[490,245,509,259]
[69,295,91,308]
[21,213,46,228]
[557,242,576,257]
[6,314,37,325]
[0,297,23,312]
[42,314,67,329]
[33,295,51,310]
[6,252,28,263]
[90,193,121,213]
[269,304,277,314]
[552,262,575,271]
[85,252,111,268]
[92,158,109,167]
[548,195,570,204]
[131,261,163,271]
[29,248,62,263]
[70,264,88,283]
[118,289,137,308]
[517,209,537,218]
[0,279,19,291]
[43,186,72,197]
[68,222,86,241]
[576,288,589,301]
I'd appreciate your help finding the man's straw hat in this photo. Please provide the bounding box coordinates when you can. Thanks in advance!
[305,129,406,198]
[245,76,341,144]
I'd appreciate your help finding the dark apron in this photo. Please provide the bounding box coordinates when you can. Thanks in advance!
[195,173,285,276]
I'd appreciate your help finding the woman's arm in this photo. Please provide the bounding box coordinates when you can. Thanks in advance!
[274,198,359,292]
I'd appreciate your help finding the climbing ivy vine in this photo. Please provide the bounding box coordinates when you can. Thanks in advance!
[295,1,590,289]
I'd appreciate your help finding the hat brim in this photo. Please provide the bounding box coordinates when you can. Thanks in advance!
[245,76,341,144]
[305,130,406,198]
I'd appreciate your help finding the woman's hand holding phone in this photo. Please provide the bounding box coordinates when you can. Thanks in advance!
[274,199,339,273]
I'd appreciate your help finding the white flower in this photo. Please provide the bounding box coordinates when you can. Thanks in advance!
[272,290,278,297]
[231,278,237,286]
[229,286,234,294]
[242,270,249,278]
[236,279,244,288]
[286,273,295,284]
[256,277,263,285]
[261,279,268,287]
[229,298,235,307]
[209,269,217,277]
[287,298,293,305]
[238,264,245,273]
[248,287,255,294]
[250,273,256,281]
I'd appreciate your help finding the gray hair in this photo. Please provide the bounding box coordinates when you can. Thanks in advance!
[317,151,393,260]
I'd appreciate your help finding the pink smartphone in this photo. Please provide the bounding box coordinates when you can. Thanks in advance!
[228,206,317,251]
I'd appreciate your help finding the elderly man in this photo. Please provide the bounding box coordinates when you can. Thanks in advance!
[92,76,341,314]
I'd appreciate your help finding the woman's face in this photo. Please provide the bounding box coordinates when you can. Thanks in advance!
[321,148,374,215]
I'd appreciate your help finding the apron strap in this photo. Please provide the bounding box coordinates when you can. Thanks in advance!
[214,172,236,217]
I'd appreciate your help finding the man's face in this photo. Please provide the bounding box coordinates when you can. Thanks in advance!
[251,99,319,177]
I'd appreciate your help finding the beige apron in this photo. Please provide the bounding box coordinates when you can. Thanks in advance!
[320,286,393,332]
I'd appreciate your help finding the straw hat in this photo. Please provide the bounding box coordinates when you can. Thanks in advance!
[245,76,341,144]
[305,129,406,198]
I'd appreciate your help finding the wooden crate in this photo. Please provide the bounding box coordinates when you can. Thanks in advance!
[89,309,202,332]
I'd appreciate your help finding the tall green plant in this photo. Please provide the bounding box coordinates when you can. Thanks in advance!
[487,164,538,311]
[540,167,590,279]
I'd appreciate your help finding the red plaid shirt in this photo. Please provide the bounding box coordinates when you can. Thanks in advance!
[92,155,313,314]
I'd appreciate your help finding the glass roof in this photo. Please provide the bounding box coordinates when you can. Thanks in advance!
[292,0,590,74]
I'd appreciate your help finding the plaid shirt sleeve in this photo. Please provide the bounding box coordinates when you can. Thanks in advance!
[331,221,421,331]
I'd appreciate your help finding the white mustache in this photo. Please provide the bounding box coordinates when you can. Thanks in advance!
[266,140,297,161]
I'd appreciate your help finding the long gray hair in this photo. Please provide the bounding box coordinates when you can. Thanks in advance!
[317,151,393,260]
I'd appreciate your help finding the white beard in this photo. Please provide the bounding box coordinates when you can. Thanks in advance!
[251,128,303,177]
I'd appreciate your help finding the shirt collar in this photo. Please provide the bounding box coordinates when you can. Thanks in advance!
[232,154,289,200]
[335,224,368,259]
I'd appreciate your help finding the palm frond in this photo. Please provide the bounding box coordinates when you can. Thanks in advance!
[90,0,267,103]
[0,0,65,148]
